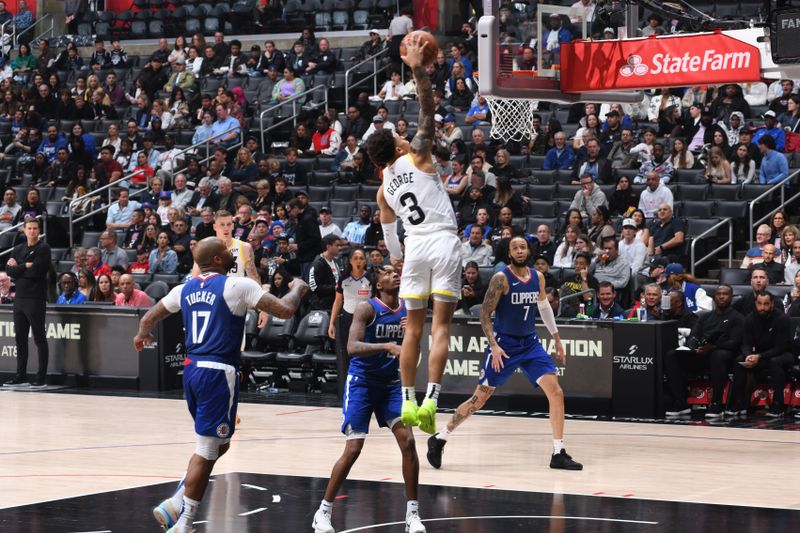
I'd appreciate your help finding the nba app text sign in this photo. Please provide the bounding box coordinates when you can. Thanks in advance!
[416,319,614,399]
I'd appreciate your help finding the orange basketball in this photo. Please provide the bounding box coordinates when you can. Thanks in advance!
[400,31,439,66]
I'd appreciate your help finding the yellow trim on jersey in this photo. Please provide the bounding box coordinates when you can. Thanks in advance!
[228,238,246,263]
[431,289,457,297]
[399,293,430,299]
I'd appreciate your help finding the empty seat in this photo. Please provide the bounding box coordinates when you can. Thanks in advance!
[719,268,750,285]
[144,281,169,302]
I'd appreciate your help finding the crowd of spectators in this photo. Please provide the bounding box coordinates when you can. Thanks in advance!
[0,3,796,415]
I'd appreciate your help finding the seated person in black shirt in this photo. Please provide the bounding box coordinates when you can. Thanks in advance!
[649,203,685,263]
[750,244,784,284]
[192,206,216,241]
[733,266,783,317]
[592,281,626,319]
[729,291,795,417]
[533,254,558,290]
[664,285,744,418]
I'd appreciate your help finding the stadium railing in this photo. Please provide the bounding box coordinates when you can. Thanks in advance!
[689,217,734,277]
[67,123,243,248]
[748,167,800,248]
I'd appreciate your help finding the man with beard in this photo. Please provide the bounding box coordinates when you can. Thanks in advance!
[728,291,794,418]
[426,236,581,471]
[664,285,743,418]
[634,142,674,184]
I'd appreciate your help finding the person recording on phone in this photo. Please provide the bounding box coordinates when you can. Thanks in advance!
[728,290,794,418]
[663,285,744,418]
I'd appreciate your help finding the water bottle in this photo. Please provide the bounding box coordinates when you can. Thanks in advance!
[578,303,585,318]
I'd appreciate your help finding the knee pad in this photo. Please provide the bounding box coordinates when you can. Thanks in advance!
[195,435,229,460]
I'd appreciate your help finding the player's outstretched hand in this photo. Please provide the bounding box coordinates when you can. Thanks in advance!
[133,333,154,352]
[400,33,428,69]
[490,344,509,372]
[554,339,566,366]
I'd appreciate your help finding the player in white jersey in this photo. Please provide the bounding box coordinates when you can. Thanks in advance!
[192,209,266,327]
[366,33,461,434]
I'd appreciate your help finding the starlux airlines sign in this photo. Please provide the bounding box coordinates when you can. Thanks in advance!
[560,31,762,93]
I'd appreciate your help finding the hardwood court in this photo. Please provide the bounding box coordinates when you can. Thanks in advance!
[1,392,799,531]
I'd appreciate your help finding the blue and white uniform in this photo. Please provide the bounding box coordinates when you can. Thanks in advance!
[479,267,557,388]
[161,273,265,440]
[342,297,406,437]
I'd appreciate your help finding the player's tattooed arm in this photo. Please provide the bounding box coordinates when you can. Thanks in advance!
[255,278,308,319]
[481,273,509,348]
[410,63,434,156]
[243,242,260,283]
[347,301,399,357]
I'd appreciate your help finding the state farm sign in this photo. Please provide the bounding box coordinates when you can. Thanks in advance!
[560,32,762,93]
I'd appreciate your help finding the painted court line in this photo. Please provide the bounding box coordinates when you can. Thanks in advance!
[338,515,659,532]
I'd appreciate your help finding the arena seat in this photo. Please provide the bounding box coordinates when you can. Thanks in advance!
[719,268,751,285]
[276,310,330,392]
[144,281,170,302]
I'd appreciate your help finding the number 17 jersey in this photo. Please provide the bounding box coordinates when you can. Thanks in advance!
[382,153,457,237]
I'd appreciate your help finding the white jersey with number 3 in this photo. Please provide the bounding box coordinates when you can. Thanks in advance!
[227,238,247,277]
[382,154,457,238]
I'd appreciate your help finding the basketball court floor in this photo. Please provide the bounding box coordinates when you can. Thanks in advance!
[1,389,799,532]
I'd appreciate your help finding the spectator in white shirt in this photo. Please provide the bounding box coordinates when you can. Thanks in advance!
[318,206,342,238]
[638,171,673,218]
[619,217,648,275]
[170,173,193,210]
[375,70,407,101]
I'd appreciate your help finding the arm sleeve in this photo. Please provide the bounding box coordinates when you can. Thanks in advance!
[160,284,184,313]
[381,221,403,258]
[537,299,559,335]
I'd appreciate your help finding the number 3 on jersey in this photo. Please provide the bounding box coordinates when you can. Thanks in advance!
[191,310,210,344]
[399,192,426,225]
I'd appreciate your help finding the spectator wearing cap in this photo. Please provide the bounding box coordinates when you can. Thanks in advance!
[649,203,685,261]
[532,254,558,289]
[156,190,172,226]
[752,110,786,152]
[570,172,608,219]
[355,29,385,60]
[361,107,396,142]
[660,262,713,313]
[115,273,152,307]
[439,114,463,149]
[619,217,648,275]
[638,172,673,219]
[164,58,196,93]
[319,206,343,238]
[757,135,789,184]
[99,230,129,269]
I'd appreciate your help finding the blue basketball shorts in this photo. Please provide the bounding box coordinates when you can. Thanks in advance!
[341,374,402,436]
[184,358,240,439]
[478,334,557,388]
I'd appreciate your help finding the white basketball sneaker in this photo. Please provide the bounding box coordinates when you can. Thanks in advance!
[405,510,426,533]
[153,498,181,529]
[312,507,335,533]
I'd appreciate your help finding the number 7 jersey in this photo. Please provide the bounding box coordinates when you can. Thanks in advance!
[382,153,457,237]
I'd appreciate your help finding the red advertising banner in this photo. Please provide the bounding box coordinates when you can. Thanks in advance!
[560,31,762,93]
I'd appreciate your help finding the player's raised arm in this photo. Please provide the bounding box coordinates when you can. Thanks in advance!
[254,278,308,319]
[403,34,435,159]
[536,270,565,365]
[347,300,401,357]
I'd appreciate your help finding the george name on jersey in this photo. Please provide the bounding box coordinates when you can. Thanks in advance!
[385,171,414,196]
[511,291,539,305]
[375,322,404,339]
[184,290,217,307]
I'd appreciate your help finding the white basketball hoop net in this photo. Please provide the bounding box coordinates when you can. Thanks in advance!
[482,94,537,143]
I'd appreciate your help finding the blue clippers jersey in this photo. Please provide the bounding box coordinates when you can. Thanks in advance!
[180,274,245,364]
[348,298,406,380]
[493,267,540,338]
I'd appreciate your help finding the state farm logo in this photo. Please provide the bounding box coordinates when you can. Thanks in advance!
[620,55,648,77]
[619,49,754,78]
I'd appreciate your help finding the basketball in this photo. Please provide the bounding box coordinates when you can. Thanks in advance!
[400,31,439,66]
